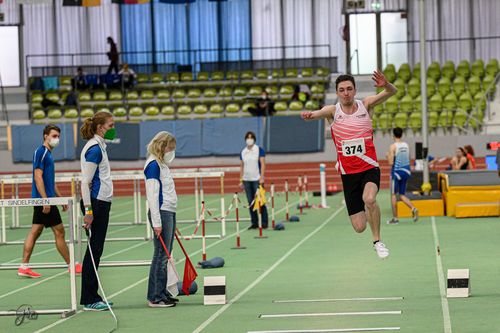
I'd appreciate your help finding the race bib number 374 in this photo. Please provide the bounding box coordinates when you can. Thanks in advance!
[341,138,366,156]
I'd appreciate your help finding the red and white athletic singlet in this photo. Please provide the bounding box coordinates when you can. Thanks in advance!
[330,100,379,175]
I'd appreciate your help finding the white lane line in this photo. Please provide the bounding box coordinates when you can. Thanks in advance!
[272,297,404,303]
[259,310,402,318]
[431,216,452,333]
[192,205,345,333]
[33,198,304,332]
[0,271,67,301]
[247,328,400,333]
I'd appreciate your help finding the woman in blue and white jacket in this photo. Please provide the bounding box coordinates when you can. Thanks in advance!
[144,131,178,308]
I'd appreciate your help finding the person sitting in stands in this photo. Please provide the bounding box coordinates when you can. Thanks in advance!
[118,63,137,89]
[72,67,88,91]
[248,91,275,117]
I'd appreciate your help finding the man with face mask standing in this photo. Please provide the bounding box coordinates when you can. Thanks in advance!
[18,124,82,278]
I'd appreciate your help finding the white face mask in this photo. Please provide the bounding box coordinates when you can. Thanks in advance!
[246,138,255,146]
[48,138,60,148]
[163,150,175,164]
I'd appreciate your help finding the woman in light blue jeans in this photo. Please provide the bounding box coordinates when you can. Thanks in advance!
[144,131,178,308]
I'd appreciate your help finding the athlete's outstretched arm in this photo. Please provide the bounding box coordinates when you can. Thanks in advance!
[301,105,335,122]
[363,70,397,111]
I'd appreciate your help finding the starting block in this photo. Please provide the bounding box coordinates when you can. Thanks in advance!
[446,269,470,298]
[204,276,226,305]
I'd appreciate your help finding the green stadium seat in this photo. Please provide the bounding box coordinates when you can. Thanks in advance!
[393,112,408,128]
[482,75,496,97]
[469,116,482,132]
[112,106,126,118]
[486,58,499,77]
[453,109,468,128]
[383,64,396,83]
[265,85,278,95]
[126,90,139,100]
[209,104,223,114]
[32,109,45,119]
[272,69,284,78]
[377,114,393,131]
[274,101,288,112]
[203,88,217,98]
[157,89,171,99]
[428,111,438,131]
[242,102,255,112]
[385,95,399,115]
[441,60,455,80]
[471,108,484,122]
[172,89,185,99]
[426,77,436,97]
[409,112,422,132]
[59,76,72,86]
[140,90,155,100]
[316,67,329,77]
[233,86,247,97]
[428,93,443,113]
[180,72,193,82]
[160,105,175,115]
[427,62,441,81]
[397,63,411,83]
[443,92,457,111]
[305,100,318,110]
[285,68,298,78]
[150,73,163,83]
[412,63,421,79]
[393,78,406,98]
[301,68,314,77]
[399,94,414,113]
[109,90,123,100]
[456,60,470,79]
[47,108,62,119]
[289,101,303,111]
[95,105,111,113]
[129,106,143,117]
[193,104,208,115]
[167,73,179,82]
[373,103,384,116]
[177,104,192,115]
[46,92,60,102]
[137,73,149,84]
[256,69,268,79]
[197,72,209,81]
[407,78,421,98]
[458,91,473,113]
[93,91,106,101]
[241,70,254,80]
[249,86,263,97]
[80,108,94,118]
[64,108,78,119]
[279,85,294,96]
[32,93,43,103]
[473,91,487,112]
[187,88,201,98]
[219,87,232,97]
[212,71,224,80]
[452,76,466,96]
[226,71,239,80]
[225,103,240,113]
[372,114,378,130]
[311,84,325,94]
[437,77,451,97]
[471,60,485,78]
[467,76,481,96]
[438,109,453,128]
[145,105,160,116]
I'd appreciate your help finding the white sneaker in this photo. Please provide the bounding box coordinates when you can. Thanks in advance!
[412,208,419,222]
[374,242,390,259]
[386,218,399,225]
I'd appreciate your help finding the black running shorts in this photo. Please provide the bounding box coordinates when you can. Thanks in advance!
[340,167,381,216]
[32,206,63,228]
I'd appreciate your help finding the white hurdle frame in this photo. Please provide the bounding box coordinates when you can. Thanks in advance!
[0,197,77,318]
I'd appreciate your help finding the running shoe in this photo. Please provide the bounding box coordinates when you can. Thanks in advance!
[374,242,390,259]
[18,267,41,278]
[68,263,83,274]
[386,218,399,225]
[412,208,419,222]
[148,299,176,308]
[83,301,111,311]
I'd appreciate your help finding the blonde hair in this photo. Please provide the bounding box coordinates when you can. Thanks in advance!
[80,111,113,140]
[147,131,176,164]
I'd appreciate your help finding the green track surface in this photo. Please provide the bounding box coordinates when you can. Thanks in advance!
[0,191,498,333]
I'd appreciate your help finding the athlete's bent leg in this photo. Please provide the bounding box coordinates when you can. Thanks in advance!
[51,224,70,264]
[22,224,44,263]
[349,212,367,233]
[363,182,381,242]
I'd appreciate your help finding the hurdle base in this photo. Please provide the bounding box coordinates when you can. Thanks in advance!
[231,246,247,250]
[254,236,268,239]
[61,310,77,318]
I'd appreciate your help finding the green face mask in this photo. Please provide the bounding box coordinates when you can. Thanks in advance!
[103,128,116,140]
